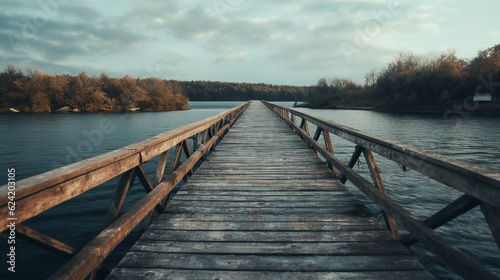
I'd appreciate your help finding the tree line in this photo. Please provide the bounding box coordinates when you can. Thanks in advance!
[306,44,500,112]
[0,65,308,113]
[0,66,190,113]
[181,80,307,101]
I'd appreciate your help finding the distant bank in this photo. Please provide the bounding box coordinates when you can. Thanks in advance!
[0,64,308,114]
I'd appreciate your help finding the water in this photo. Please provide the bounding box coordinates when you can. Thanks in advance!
[0,101,499,279]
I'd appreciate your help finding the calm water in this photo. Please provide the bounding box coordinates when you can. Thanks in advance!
[0,101,499,279]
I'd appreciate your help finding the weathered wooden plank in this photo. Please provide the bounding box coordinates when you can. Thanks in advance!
[156,213,375,222]
[172,193,355,201]
[117,253,425,271]
[167,200,361,208]
[162,206,365,215]
[184,175,337,181]
[130,240,409,255]
[193,170,332,176]
[140,229,401,243]
[107,268,432,280]
[179,185,347,192]
[174,191,351,197]
[148,221,385,231]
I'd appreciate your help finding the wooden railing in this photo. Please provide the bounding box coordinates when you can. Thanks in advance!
[0,101,251,279]
[263,100,500,280]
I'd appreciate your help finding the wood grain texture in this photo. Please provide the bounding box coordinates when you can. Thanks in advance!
[107,101,432,280]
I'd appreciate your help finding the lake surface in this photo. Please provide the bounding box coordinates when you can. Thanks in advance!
[0,101,499,279]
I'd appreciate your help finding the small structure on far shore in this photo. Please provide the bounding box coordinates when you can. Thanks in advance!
[56,106,72,113]
[473,92,499,102]
[474,93,492,102]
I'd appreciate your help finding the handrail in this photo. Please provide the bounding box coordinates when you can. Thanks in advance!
[0,101,251,279]
[262,100,500,280]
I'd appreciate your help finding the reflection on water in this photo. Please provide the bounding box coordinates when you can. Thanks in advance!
[0,101,499,279]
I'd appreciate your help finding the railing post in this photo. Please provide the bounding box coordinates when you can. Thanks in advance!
[362,148,400,239]
[323,130,339,177]
[299,119,310,135]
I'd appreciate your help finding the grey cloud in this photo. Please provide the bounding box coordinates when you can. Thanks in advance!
[0,2,147,65]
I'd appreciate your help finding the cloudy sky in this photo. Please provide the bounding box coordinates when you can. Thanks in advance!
[1,0,499,86]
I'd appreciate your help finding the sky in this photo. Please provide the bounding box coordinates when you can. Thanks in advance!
[0,0,499,86]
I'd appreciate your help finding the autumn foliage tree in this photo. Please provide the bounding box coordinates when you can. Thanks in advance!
[0,65,190,113]
[307,44,500,112]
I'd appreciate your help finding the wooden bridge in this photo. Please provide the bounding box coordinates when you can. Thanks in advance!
[1,101,499,279]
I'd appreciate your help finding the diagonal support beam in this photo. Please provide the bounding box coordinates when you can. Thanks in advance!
[480,203,500,252]
[17,224,76,258]
[363,148,400,239]
[171,142,184,173]
[102,168,135,227]
[340,145,363,184]
[313,126,322,141]
[140,151,169,232]
[402,194,479,246]
[299,118,310,135]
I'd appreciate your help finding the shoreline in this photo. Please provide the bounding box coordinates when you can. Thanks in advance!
[0,107,191,114]
[296,103,500,116]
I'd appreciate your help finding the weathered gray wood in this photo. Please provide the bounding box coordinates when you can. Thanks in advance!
[107,268,433,280]
[172,193,355,201]
[140,229,397,243]
[168,200,360,208]
[157,213,375,222]
[117,252,425,271]
[162,206,364,214]
[108,101,432,280]
[130,240,409,255]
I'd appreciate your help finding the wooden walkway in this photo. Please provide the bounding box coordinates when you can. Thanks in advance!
[107,101,433,279]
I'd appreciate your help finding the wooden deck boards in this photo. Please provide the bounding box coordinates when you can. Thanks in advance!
[107,101,433,279]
